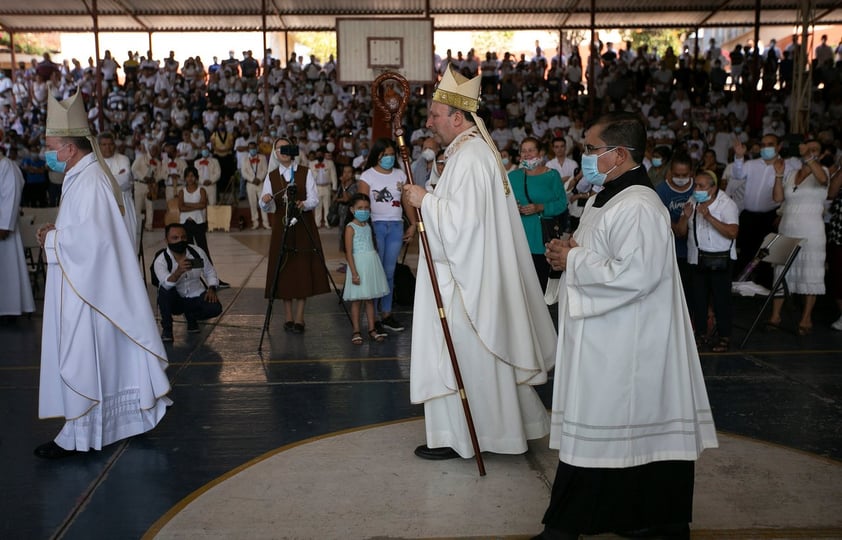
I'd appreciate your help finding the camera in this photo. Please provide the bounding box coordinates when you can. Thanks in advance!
[190,258,205,269]
[278,144,299,157]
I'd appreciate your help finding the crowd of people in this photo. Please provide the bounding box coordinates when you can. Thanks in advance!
[2,35,841,336]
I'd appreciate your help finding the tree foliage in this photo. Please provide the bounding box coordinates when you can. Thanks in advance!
[0,32,55,55]
[290,31,337,63]
[622,28,689,57]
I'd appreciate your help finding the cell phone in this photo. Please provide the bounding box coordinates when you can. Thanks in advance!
[190,258,204,269]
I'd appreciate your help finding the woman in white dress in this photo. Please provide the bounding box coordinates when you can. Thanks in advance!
[768,140,829,335]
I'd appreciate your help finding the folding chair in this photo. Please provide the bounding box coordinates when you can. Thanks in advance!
[739,233,803,349]
[207,204,232,232]
[164,198,181,225]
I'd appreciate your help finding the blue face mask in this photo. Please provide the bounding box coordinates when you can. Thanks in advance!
[760,147,777,161]
[693,190,711,203]
[45,150,67,173]
[581,147,617,187]
[379,155,396,170]
[201,149,210,158]
[652,157,663,168]
[353,209,370,222]
[249,148,257,156]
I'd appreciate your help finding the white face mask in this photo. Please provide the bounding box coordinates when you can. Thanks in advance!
[421,148,436,162]
[672,176,692,187]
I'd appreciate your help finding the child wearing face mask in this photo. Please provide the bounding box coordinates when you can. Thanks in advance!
[343,193,390,344]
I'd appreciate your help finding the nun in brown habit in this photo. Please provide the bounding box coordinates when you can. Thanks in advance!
[259,138,330,333]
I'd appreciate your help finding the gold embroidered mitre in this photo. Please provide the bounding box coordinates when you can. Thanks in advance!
[46,90,125,214]
[432,64,481,113]
[46,90,91,137]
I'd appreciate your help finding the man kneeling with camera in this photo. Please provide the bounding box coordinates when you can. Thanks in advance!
[153,223,223,342]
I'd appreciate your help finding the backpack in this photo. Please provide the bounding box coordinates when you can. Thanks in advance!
[150,245,203,287]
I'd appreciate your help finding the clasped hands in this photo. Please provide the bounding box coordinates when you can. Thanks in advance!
[545,236,579,272]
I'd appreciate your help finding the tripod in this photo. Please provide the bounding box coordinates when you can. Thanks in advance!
[258,182,351,351]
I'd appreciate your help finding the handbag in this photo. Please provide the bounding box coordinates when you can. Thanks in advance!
[697,250,731,271]
[522,171,567,244]
[327,200,340,227]
[693,207,732,271]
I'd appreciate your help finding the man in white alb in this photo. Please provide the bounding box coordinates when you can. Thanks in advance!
[34,91,171,459]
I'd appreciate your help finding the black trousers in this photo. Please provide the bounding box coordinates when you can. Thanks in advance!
[736,209,777,287]
[183,219,211,263]
[540,459,694,537]
[531,253,552,292]
[157,287,222,329]
[692,261,733,339]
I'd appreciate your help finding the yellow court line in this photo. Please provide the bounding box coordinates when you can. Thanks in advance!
[141,416,423,539]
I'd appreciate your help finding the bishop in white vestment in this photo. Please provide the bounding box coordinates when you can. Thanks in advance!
[0,153,36,317]
[34,92,171,458]
[403,65,557,460]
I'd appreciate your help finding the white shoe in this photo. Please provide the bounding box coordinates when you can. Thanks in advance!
[831,316,842,331]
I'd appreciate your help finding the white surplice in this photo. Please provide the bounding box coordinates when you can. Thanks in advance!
[40,153,171,451]
[550,184,718,468]
[0,156,35,316]
[410,129,558,458]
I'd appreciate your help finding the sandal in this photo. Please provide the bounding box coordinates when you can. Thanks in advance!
[351,332,363,345]
[797,325,812,336]
[368,329,386,343]
[765,319,782,331]
[711,337,730,353]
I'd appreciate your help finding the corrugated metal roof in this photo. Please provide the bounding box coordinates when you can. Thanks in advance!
[2,1,842,33]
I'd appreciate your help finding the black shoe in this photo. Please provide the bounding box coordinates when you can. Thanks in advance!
[187,321,200,333]
[161,328,174,342]
[217,280,230,290]
[382,315,405,332]
[414,444,460,460]
[283,320,294,332]
[292,323,305,334]
[34,441,81,459]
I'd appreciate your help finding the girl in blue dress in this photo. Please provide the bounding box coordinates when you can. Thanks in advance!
[343,194,390,344]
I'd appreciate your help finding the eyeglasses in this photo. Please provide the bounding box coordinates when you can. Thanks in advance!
[582,144,636,155]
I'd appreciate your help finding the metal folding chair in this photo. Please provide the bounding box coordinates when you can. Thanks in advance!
[739,233,803,349]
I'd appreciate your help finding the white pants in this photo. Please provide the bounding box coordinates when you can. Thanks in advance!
[246,181,268,228]
[315,184,332,227]
[134,182,154,231]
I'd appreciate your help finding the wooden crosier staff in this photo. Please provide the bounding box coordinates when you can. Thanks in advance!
[371,72,486,476]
